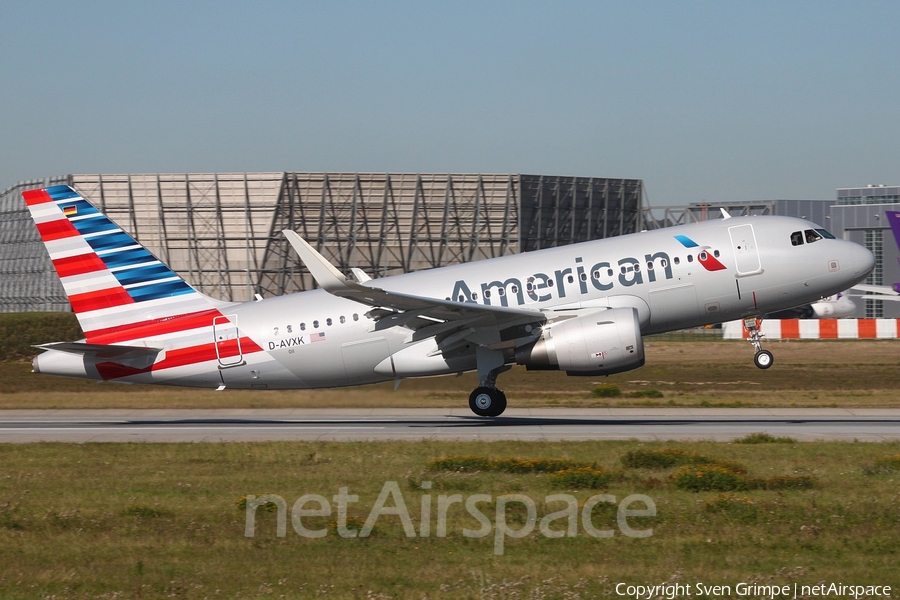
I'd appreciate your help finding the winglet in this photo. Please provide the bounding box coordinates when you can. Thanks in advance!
[350,267,372,283]
[720,208,731,219]
[282,230,353,292]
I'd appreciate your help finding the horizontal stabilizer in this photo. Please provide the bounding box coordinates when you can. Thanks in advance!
[35,341,163,361]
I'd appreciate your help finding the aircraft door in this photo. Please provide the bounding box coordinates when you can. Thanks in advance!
[729,224,762,276]
[213,315,244,367]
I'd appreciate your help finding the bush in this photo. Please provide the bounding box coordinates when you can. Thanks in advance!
[591,383,621,398]
[620,449,747,473]
[549,467,613,489]
[426,455,493,472]
[427,455,599,474]
[626,389,664,398]
[427,455,616,489]
[703,492,756,511]
[672,465,818,492]
[235,495,280,512]
[672,465,749,492]
[734,432,797,444]
[703,493,759,521]
[862,454,900,476]
[621,448,689,469]
[491,457,594,473]
[752,475,817,490]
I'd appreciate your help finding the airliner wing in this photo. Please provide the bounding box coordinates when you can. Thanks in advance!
[283,230,545,327]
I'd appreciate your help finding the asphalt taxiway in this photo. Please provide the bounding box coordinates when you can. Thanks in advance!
[1,408,899,442]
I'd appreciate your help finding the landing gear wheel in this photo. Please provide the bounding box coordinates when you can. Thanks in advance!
[754,350,774,369]
[469,387,507,417]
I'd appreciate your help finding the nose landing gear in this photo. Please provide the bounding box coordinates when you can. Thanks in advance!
[744,317,774,370]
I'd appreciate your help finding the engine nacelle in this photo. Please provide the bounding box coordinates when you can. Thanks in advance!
[515,307,644,376]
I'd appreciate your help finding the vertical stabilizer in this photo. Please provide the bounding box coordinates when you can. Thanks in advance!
[23,185,229,342]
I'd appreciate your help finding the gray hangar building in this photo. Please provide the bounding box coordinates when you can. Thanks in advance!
[0,173,643,312]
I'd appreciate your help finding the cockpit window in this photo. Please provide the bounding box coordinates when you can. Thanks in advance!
[790,231,803,246]
[804,229,823,243]
[816,228,835,239]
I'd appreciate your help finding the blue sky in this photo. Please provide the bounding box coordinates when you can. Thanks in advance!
[2,1,898,205]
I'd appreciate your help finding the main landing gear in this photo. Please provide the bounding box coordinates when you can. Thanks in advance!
[469,346,510,417]
[744,317,774,370]
[469,387,507,417]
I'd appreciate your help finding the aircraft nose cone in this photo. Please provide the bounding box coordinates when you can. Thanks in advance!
[853,244,876,277]
[840,241,875,285]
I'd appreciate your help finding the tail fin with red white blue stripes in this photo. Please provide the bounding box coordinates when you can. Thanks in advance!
[23,185,228,343]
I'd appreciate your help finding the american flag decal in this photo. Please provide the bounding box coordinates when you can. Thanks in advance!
[311,332,326,343]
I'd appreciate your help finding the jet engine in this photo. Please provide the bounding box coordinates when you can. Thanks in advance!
[515,307,644,376]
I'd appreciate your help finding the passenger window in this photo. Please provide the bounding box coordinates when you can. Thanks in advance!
[804,229,822,243]
[687,255,694,263]
[713,250,720,258]
[340,316,346,324]
[326,318,333,326]
[674,257,680,265]
[791,231,803,246]
[313,320,319,328]
[300,323,306,331]
[353,313,359,321]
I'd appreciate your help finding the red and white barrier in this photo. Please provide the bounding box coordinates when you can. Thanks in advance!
[722,319,900,340]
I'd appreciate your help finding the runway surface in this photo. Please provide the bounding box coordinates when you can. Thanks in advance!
[1,408,899,442]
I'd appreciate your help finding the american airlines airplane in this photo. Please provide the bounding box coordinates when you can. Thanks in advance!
[25,185,875,417]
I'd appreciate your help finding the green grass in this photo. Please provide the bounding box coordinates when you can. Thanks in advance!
[1,440,899,598]
[0,312,82,361]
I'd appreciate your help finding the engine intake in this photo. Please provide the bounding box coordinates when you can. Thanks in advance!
[515,307,644,376]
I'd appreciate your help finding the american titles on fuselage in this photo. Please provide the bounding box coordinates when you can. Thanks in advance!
[448,246,723,308]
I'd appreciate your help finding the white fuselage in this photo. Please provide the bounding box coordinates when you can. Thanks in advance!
[66,214,870,390]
